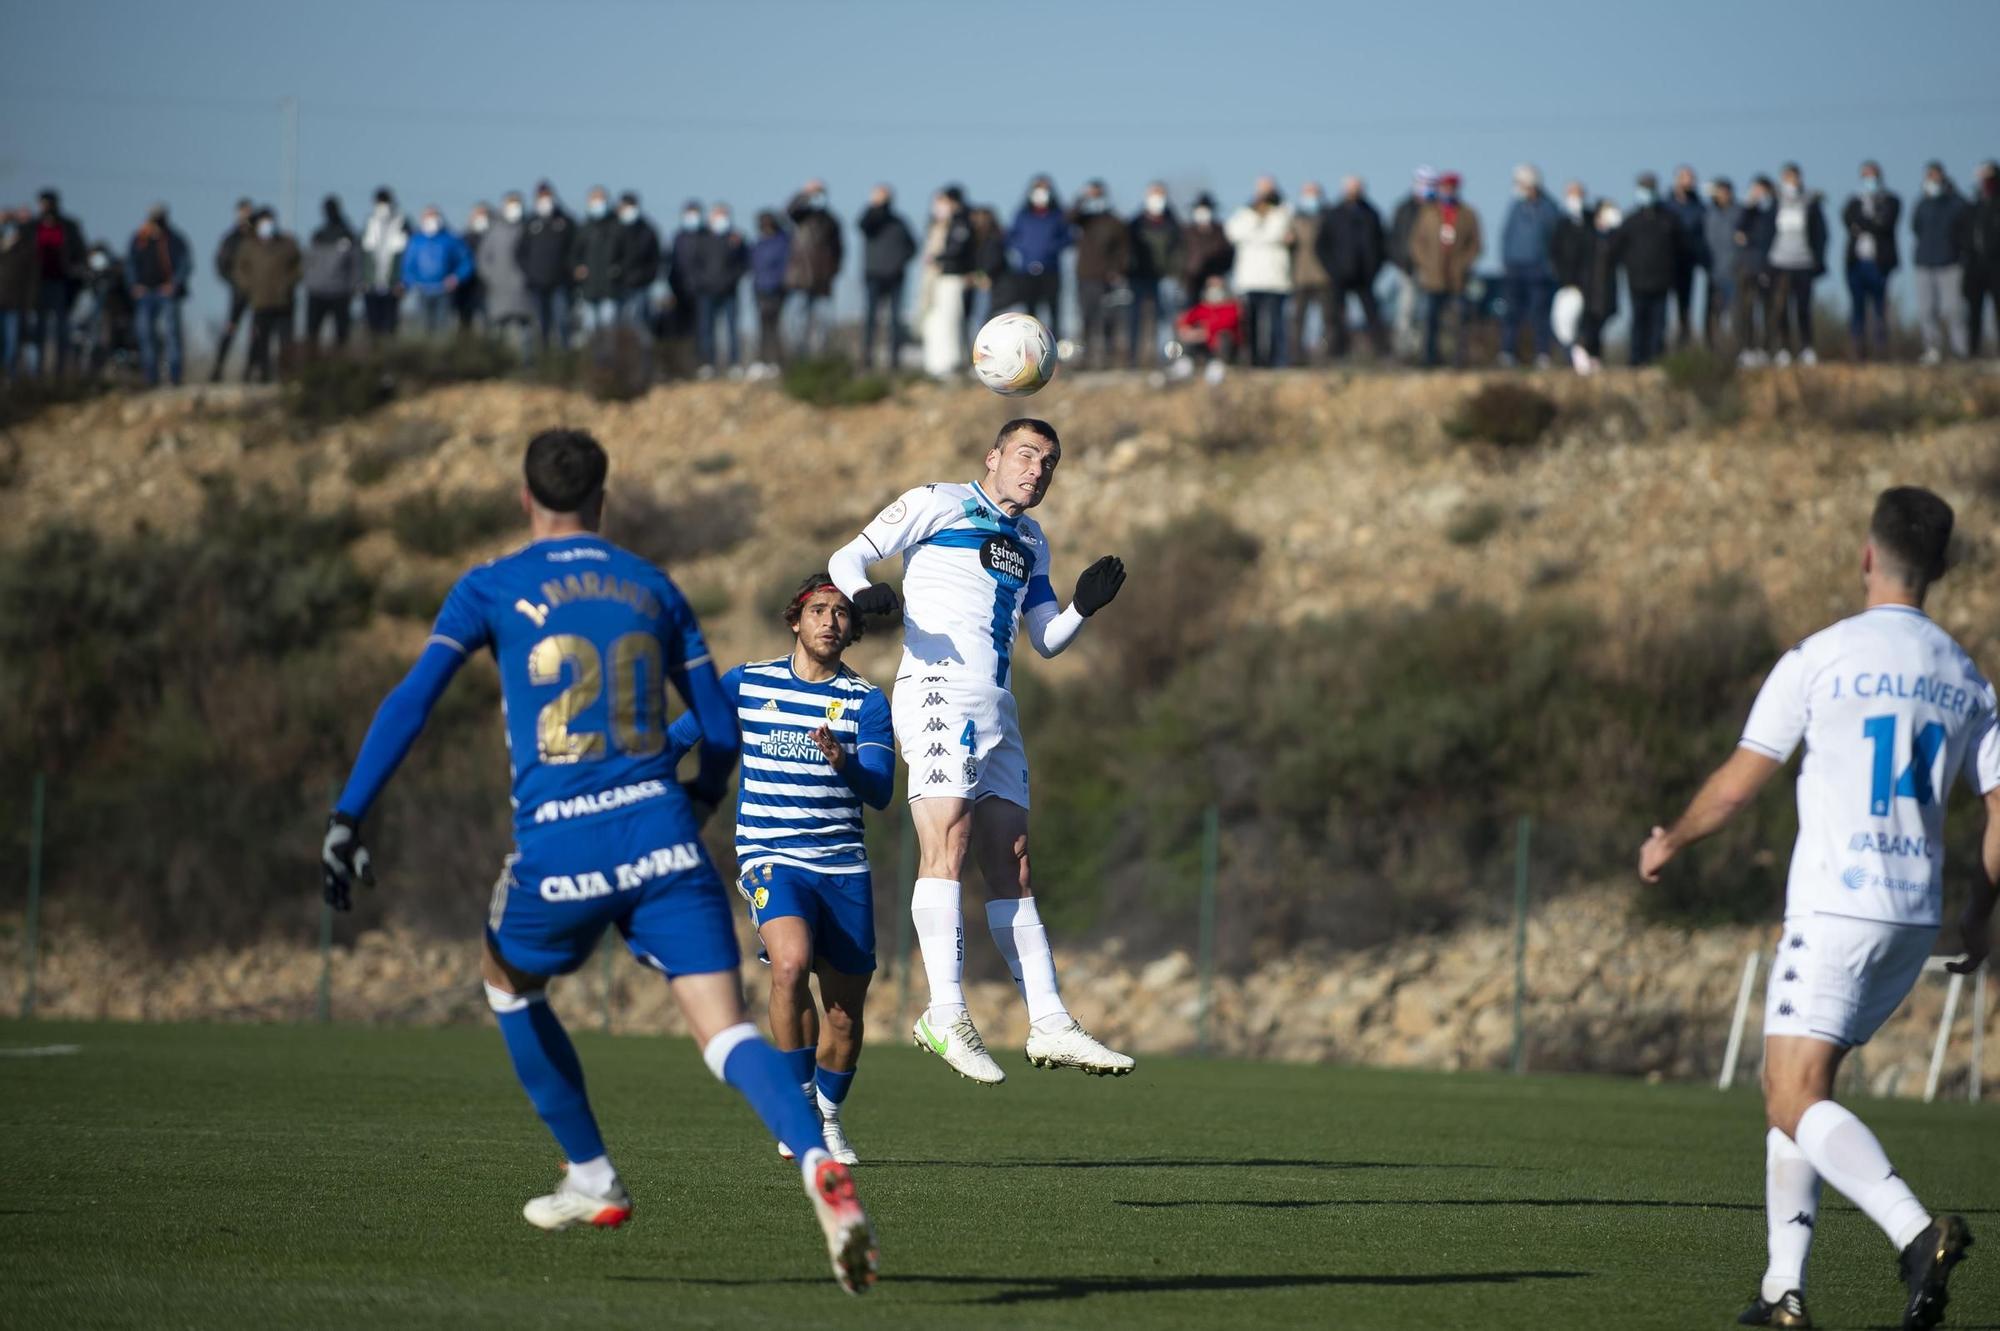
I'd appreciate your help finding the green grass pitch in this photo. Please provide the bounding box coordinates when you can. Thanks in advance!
[2,1019,1994,1329]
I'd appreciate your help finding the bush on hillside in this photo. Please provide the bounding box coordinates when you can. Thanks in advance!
[781,356,894,407]
[1445,382,1558,447]
[387,488,521,557]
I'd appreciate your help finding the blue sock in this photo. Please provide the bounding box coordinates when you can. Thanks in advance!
[815,1064,856,1107]
[706,1025,826,1163]
[783,1046,816,1089]
[490,990,605,1164]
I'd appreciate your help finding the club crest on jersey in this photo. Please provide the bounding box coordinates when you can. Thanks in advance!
[752,886,769,910]
[979,534,1029,588]
[825,699,846,722]
[878,498,908,525]
[962,757,978,784]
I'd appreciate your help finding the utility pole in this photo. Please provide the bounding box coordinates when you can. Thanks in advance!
[279,97,298,230]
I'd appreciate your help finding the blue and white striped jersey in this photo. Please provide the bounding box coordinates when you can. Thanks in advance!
[670,657,893,876]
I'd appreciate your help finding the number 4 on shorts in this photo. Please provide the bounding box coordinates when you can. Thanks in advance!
[960,720,977,750]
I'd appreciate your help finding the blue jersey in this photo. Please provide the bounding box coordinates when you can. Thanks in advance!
[669,657,893,875]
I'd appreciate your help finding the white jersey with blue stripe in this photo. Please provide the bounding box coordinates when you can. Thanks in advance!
[724,658,892,876]
[855,481,1056,689]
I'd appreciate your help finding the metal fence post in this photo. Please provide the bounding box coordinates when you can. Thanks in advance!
[1509,814,1532,1075]
[22,773,46,1020]
[1196,805,1219,1056]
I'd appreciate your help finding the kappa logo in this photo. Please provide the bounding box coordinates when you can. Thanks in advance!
[924,717,946,733]
[923,692,947,707]
[1777,1000,1797,1017]
[925,743,948,757]
[1788,935,1806,950]
[1789,1212,1815,1229]
[926,768,951,785]
[1782,968,1799,983]
[922,676,945,684]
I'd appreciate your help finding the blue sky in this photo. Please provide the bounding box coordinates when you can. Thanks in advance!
[5,0,1997,336]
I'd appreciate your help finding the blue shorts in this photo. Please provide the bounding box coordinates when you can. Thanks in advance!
[738,862,876,975]
[486,810,740,979]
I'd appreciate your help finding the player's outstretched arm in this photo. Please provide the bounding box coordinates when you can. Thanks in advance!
[1023,555,1125,659]
[1637,747,1782,883]
[1947,787,2000,974]
[828,534,901,622]
[670,660,741,808]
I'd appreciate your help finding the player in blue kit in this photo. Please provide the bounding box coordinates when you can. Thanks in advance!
[667,575,893,1165]
[318,430,877,1294]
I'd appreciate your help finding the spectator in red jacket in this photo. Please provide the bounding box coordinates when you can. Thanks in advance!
[1176,276,1242,378]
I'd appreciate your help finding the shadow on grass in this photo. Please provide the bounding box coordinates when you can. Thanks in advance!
[1116,1198,2000,1216]
[863,1156,1528,1172]
[659,1269,1590,1306]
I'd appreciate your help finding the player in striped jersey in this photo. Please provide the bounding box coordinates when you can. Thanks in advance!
[670,576,893,1164]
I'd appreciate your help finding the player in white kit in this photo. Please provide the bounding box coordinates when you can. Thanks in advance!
[1640,488,2000,1331]
[829,418,1134,1083]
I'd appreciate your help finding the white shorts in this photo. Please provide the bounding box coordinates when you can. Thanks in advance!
[892,671,1030,808]
[1763,912,1937,1048]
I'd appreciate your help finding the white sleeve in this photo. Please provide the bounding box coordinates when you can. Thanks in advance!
[828,536,874,599]
[1739,646,1810,762]
[1022,601,1086,658]
[1963,696,2000,796]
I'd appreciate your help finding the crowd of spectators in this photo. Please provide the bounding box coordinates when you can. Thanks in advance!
[3,157,1997,387]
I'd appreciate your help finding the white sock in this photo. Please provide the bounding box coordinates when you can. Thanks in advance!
[1762,1128,1821,1302]
[1793,1100,1932,1251]
[816,1090,841,1120]
[986,896,1068,1027]
[567,1154,618,1198]
[911,877,965,1017]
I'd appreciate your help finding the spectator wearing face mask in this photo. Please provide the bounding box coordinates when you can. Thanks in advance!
[1909,160,1969,364]
[1006,175,1070,337]
[1176,276,1243,373]
[858,185,917,372]
[1225,175,1295,367]
[1497,163,1559,367]
[1966,160,2000,357]
[1617,171,1680,367]
[1572,200,1625,375]
[479,192,535,357]
[77,241,136,375]
[1318,176,1390,360]
[1664,165,1707,348]
[1764,162,1828,365]
[1841,161,1901,361]
[614,193,660,335]
[208,198,256,380]
[125,202,192,386]
[569,186,629,334]
[784,180,843,355]
[1548,182,1592,359]
[27,189,88,379]
[1179,193,1232,306]
[230,207,301,383]
[1286,181,1332,365]
[400,206,474,337]
[358,188,408,342]
[1408,171,1481,368]
[690,204,748,373]
[1701,178,1741,347]
[1126,182,1182,367]
[667,200,705,343]
[455,203,492,334]
[1733,175,1779,366]
[302,195,360,354]
[0,209,38,382]
[516,182,576,354]
[1388,167,1437,358]
[918,185,973,377]
[1070,179,1129,368]
[749,209,790,368]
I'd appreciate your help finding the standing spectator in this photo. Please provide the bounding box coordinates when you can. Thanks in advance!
[1070,179,1129,367]
[358,188,407,342]
[302,196,360,354]
[1909,161,1970,364]
[0,209,36,381]
[400,206,473,337]
[1225,175,1295,367]
[1733,175,1779,365]
[230,208,301,383]
[1619,171,1680,367]
[665,200,703,342]
[517,182,576,354]
[479,192,535,357]
[858,184,917,371]
[1765,162,1828,365]
[964,204,1009,349]
[1966,160,2000,356]
[918,186,973,377]
[570,187,626,334]
[1388,167,1437,358]
[1701,178,1741,347]
[125,202,192,386]
[1572,200,1626,375]
[1180,193,1232,302]
[1664,165,1708,348]
[455,202,491,334]
[783,179,842,354]
[1005,175,1069,336]
[1318,176,1390,360]
[209,198,255,381]
[1497,163,1559,366]
[690,203,748,373]
[1408,171,1482,368]
[749,210,790,367]
[1287,181,1332,364]
[1841,161,1901,360]
[1126,181,1181,366]
[1549,182,1592,359]
[76,242,136,375]
[28,189,87,378]
[616,192,660,333]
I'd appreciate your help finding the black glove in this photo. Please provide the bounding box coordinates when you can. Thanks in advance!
[850,582,903,621]
[1072,556,1126,617]
[320,812,374,912]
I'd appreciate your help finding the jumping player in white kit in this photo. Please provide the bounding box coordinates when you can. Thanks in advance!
[828,417,1134,1083]
[1640,487,2000,1331]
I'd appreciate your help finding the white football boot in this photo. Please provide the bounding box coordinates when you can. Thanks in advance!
[1025,1017,1135,1076]
[522,1174,633,1231]
[912,1009,1006,1085]
[805,1153,878,1295]
[778,1084,819,1161]
[820,1109,860,1166]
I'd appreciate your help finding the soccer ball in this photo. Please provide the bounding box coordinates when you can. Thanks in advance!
[972,312,1057,396]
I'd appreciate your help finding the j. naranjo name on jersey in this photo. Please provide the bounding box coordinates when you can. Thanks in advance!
[531,572,665,620]
[539,841,703,901]
[757,728,828,762]
[532,779,670,824]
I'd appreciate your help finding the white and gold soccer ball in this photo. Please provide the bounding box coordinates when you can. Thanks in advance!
[972,312,1057,396]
